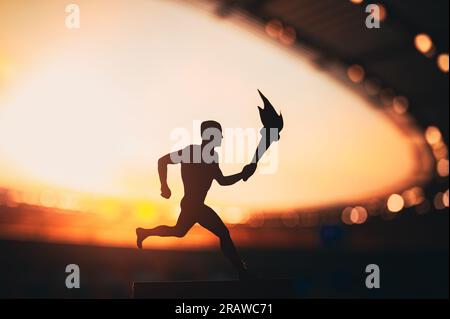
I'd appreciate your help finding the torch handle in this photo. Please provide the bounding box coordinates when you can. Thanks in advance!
[243,133,274,181]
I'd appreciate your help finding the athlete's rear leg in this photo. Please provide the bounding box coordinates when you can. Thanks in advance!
[136,210,195,249]
[198,205,251,279]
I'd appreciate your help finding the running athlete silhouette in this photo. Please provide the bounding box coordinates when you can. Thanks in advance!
[136,120,257,279]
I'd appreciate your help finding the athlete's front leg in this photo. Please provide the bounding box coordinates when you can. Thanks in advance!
[197,205,250,279]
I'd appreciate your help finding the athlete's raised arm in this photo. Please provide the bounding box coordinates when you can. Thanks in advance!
[215,163,256,186]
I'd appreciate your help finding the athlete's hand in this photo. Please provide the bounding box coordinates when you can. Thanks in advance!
[242,163,257,181]
[160,184,171,199]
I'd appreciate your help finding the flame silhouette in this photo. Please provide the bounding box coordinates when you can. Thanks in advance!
[244,90,284,177]
[257,90,284,133]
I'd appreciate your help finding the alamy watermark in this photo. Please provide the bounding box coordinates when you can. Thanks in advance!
[365,4,382,29]
[65,4,80,29]
[65,264,80,289]
[365,264,381,289]
[169,121,280,176]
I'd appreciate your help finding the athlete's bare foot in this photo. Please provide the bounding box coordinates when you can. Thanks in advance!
[136,228,145,249]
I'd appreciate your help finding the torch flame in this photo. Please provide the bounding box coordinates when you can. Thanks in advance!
[245,90,284,169]
[257,90,284,132]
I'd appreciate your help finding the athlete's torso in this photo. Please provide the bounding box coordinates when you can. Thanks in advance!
[180,145,219,203]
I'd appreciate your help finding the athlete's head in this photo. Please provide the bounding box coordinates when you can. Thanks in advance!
[201,120,223,147]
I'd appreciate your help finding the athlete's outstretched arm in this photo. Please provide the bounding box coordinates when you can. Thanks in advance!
[158,149,183,199]
[215,163,256,186]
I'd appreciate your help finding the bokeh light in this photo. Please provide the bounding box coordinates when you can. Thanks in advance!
[99,199,123,221]
[342,206,368,225]
[347,65,365,83]
[425,126,442,145]
[443,190,449,208]
[265,20,283,38]
[392,96,409,115]
[223,206,249,225]
[402,186,424,207]
[437,53,449,73]
[434,192,446,210]
[351,206,368,224]
[437,159,449,177]
[431,141,448,160]
[279,26,297,46]
[414,33,434,55]
[341,206,353,225]
[387,194,404,213]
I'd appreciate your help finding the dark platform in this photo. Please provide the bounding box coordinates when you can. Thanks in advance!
[132,279,297,299]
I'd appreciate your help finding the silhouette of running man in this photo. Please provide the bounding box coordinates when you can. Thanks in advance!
[136,120,257,279]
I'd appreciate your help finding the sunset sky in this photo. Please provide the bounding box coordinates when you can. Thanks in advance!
[0,0,431,217]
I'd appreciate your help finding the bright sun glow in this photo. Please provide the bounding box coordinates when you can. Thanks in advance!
[0,0,429,217]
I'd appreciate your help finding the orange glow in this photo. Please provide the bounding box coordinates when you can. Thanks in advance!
[98,199,123,221]
[350,0,364,4]
[0,53,15,88]
[135,202,157,222]
[347,65,365,83]
[0,0,434,247]
[0,0,426,213]
[39,190,58,208]
[437,53,449,73]
[414,33,434,55]
[387,194,404,213]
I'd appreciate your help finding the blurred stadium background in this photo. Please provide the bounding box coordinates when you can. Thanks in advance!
[0,0,448,298]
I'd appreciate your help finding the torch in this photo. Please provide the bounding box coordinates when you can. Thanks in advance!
[243,90,284,181]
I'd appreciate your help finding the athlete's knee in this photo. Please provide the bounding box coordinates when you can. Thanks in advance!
[219,228,232,243]
[173,225,189,238]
